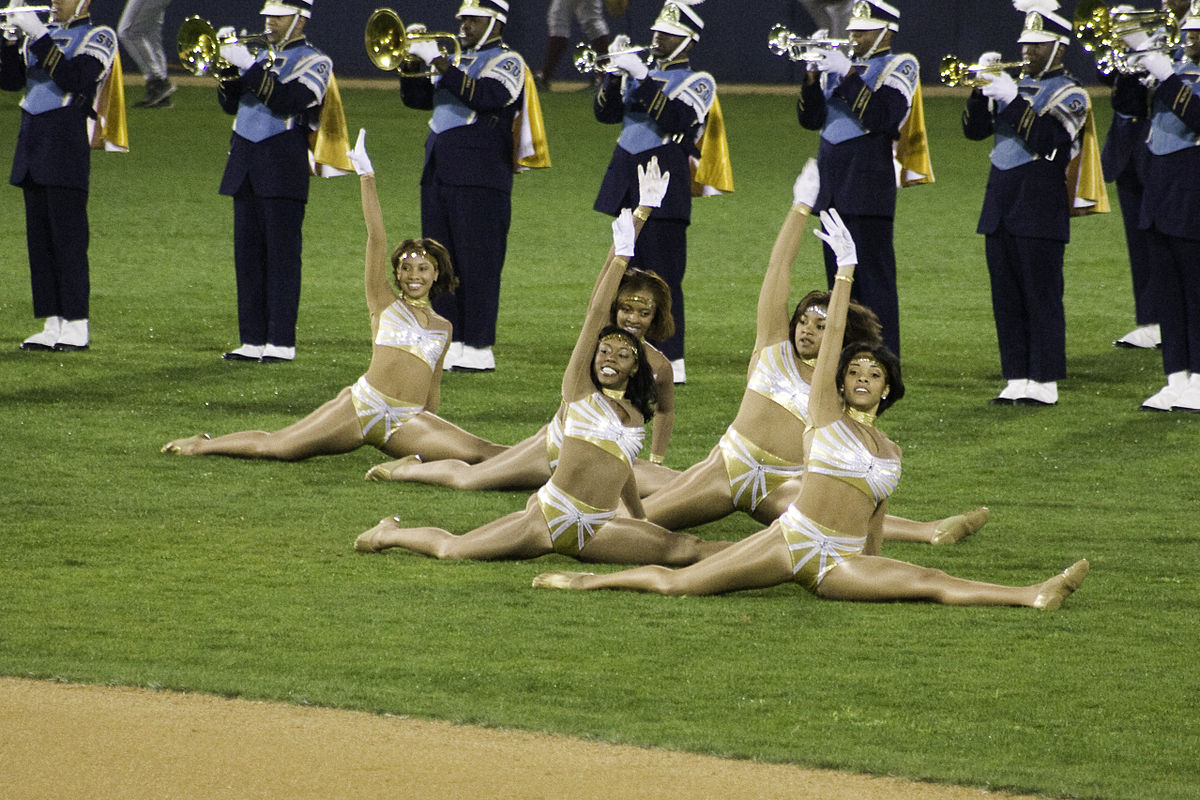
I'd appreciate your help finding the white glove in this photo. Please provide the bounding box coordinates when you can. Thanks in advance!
[608,34,631,54]
[612,209,636,257]
[8,11,48,39]
[216,26,237,40]
[348,129,374,177]
[1132,51,1173,82]
[220,42,255,70]
[813,209,857,268]
[636,156,669,208]
[815,48,851,78]
[407,39,442,65]
[979,70,1018,104]
[405,23,428,35]
[810,28,829,41]
[609,51,648,80]
[976,51,1002,67]
[792,158,820,209]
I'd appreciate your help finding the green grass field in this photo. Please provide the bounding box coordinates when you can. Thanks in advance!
[1,82,1196,800]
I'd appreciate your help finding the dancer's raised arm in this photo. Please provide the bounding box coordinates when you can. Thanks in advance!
[752,159,820,365]
[348,130,396,319]
[562,158,669,402]
[808,209,859,427]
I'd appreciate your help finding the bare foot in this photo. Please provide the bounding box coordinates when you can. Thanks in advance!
[364,455,421,481]
[1032,559,1090,610]
[161,433,210,455]
[931,506,990,545]
[354,516,402,553]
[532,571,593,590]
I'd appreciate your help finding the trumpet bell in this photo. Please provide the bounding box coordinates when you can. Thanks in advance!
[177,16,223,77]
[939,54,1028,87]
[364,7,462,75]
[1073,0,1179,75]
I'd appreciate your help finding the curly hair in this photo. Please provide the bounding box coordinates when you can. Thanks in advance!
[788,290,884,358]
[591,324,657,420]
[612,268,675,341]
[836,341,905,415]
[390,238,458,300]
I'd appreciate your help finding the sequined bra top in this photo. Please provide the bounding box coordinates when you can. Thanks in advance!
[805,419,901,503]
[747,341,811,423]
[563,392,644,467]
[374,299,448,369]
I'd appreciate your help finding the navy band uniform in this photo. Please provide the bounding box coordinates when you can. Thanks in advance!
[1,4,116,351]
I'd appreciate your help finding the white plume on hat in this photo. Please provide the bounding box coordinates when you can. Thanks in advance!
[1013,0,1059,13]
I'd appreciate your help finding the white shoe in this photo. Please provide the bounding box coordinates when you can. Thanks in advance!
[1142,371,1189,411]
[261,344,295,362]
[222,343,264,361]
[990,379,1027,405]
[1171,373,1200,412]
[670,358,686,384]
[54,318,89,351]
[452,345,495,372]
[442,341,463,371]
[1018,380,1058,406]
[1114,324,1161,349]
[20,316,62,350]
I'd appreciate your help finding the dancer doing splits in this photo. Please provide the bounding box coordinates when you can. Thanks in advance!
[534,209,1089,610]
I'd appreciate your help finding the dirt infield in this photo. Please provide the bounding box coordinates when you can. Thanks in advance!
[0,678,1046,800]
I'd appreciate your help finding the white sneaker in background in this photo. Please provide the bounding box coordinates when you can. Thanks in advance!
[1142,371,1189,411]
[670,358,686,384]
[1113,324,1161,349]
[452,345,495,372]
[261,344,296,362]
[1171,373,1200,412]
[20,316,62,350]
[54,318,89,351]
[223,343,264,361]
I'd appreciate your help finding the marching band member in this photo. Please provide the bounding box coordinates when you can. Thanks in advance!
[962,0,1091,407]
[797,0,926,361]
[215,0,340,363]
[2,0,119,352]
[592,0,731,384]
[400,0,549,374]
[1133,3,1200,410]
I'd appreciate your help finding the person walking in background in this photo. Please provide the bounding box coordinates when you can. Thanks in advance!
[118,0,174,108]
[962,0,1090,407]
[536,0,613,92]
[796,0,854,38]
[1132,5,1200,411]
[593,0,726,384]
[797,0,923,361]
[215,0,333,363]
[1,0,119,352]
[400,0,547,374]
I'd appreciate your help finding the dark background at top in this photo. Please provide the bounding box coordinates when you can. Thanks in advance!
[125,0,1097,84]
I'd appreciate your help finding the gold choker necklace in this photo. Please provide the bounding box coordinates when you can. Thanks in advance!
[404,295,431,308]
[845,407,876,427]
[800,356,817,368]
[602,387,626,400]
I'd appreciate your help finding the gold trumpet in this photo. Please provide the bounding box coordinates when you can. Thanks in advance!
[572,42,652,74]
[365,7,461,76]
[939,54,1029,87]
[1074,0,1178,76]
[177,16,275,78]
[767,24,850,62]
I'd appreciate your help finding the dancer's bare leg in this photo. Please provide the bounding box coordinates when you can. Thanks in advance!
[578,519,732,566]
[632,460,682,496]
[355,495,554,561]
[881,507,991,544]
[366,427,552,489]
[818,555,1088,609]
[535,525,794,595]
[641,447,737,529]
[385,411,507,463]
[161,389,363,460]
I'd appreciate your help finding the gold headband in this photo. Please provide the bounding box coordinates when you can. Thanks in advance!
[399,248,431,262]
[621,294,656,307]
[600,331,638,349]
[850,356,884,371]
